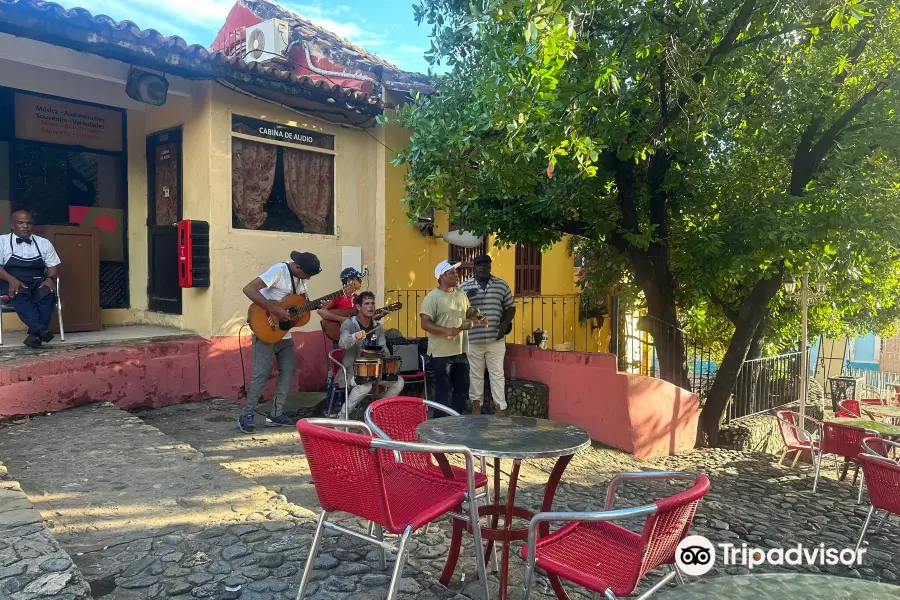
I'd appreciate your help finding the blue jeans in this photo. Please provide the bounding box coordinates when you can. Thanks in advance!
[430,354,470,415]
[244,336,296,418]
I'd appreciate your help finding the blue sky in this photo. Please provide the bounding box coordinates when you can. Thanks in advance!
[68,0,438,74]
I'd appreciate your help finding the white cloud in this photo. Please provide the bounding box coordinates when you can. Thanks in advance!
[397,45,424,54]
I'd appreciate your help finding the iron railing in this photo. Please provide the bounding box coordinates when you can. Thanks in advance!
[728,352,801,421]
[383,290,603,352]
[621,313,717,396]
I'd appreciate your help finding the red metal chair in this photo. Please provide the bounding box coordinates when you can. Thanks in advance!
[836,399,861,418]
[294,418,489,600]
[856,451,900,552]
[813,421,881,503]
[521,471,710,600]
[364,396,490,489]
[774,411,821,468]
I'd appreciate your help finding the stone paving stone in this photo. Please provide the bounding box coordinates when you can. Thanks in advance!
[5,400,900,599]
[0,458,92,600]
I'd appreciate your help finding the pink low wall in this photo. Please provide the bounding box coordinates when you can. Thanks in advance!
[0,332,329,418]
[505,345,699,458]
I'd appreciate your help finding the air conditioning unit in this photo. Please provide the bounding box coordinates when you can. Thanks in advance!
[244,19,290,63]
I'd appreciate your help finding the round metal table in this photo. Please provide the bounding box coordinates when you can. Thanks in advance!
[862,404,900,421]
[655,573,900,599]
[416,415,591,600]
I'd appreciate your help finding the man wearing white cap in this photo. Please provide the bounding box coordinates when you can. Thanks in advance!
[420,260,487,414]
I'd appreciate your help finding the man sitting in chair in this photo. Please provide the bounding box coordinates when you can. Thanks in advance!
[0,211,60,348]
[337,291,404,415]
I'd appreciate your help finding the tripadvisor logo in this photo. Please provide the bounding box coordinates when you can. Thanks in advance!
[675,535,867,576]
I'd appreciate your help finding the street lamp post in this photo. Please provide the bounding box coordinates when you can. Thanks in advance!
[800,266,809,423]
[784,265,827,424]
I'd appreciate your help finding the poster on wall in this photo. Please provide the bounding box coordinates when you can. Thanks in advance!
[15,94,123,153]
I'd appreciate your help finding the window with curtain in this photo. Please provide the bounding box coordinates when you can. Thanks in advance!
[231,138,334,235]
[515,244,542,295]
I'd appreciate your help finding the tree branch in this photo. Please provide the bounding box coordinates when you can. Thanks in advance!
[706,0,758,66]
[710,293,739,323]
[729,21,825,52]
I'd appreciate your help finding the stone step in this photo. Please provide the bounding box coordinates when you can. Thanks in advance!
[0,459,93,600]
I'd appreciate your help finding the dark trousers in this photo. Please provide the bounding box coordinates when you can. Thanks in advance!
[431,354,470,415]
[10,285,55,335]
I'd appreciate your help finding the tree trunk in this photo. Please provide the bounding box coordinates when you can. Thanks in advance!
[699,270,784,446]
[640,284,691,391]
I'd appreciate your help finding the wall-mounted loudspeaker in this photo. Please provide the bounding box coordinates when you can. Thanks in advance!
[126,67,169,106]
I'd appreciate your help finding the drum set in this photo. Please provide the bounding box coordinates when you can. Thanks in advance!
[353,345,402,385]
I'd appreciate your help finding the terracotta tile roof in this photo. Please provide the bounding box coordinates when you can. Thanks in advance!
[232,0,434,95]
[0,0,385,114]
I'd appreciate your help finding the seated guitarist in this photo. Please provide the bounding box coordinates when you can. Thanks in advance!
[317,267,364,412]
[337,291,404,415]
[238,251,321,433]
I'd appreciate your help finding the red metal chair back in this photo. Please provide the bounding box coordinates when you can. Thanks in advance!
[636,474,711,579]
[295,420,390,526]
[367,396,435,471]
[775,411,807,449]
[837,399,861,418]
[859,454,900,515]
[862,435,890,458]
[821,421,870,459]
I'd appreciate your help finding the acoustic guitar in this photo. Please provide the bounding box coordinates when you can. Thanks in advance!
[320,302,403,341]
[247,280,361,344]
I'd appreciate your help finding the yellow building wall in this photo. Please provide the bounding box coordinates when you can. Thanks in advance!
[381,117,609,352]
[202,84,385,338]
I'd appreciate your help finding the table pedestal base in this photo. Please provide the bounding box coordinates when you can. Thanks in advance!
[439,455,574,600]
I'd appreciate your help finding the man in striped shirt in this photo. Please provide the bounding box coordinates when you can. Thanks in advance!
[460,255,516,415]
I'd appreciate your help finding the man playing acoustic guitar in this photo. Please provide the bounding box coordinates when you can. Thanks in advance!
[238,251,321,433]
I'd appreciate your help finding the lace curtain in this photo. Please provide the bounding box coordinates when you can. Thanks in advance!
[232,138,276,229]
[283,148,333,234]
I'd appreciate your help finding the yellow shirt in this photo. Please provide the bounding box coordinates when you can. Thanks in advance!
[420,287,470,357]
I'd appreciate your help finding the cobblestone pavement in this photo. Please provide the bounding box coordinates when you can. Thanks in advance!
[2,400,900,600]
[0,460,92,600]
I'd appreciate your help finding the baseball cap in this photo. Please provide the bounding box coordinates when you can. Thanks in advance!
[435,260,461,279]
[340,267,365,284]
[473,255,492,265]
[290,251,321,277]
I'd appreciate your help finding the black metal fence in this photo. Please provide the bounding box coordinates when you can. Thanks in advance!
[620,313,717,396]
[383,290,604,352]
[727,352,801,422]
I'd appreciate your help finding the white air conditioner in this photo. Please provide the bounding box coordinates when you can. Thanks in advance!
[244,19,290,63]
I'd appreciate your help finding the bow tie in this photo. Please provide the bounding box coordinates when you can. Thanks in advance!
[15,237,32,245]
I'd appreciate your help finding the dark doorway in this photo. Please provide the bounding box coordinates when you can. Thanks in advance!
[147,130,182,314]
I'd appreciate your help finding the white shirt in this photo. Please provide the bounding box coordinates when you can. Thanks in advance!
[258,262,308,302]
[0,234,61,268]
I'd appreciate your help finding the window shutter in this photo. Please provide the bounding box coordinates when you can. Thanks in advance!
[515,244,542,295]
[448,235,490,282]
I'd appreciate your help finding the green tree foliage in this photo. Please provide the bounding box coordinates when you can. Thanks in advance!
[394,0,900,445]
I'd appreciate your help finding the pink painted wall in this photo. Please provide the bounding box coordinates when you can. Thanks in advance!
[505,345,699,458]
[200,332,327,401]
[0,332,329,418]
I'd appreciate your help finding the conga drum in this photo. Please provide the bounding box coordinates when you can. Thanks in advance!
[354,358,381,384]
[381,356,402,381]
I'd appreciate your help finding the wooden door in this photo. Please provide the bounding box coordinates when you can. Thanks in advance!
[147,130,182,314]
[33,226,101,332]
